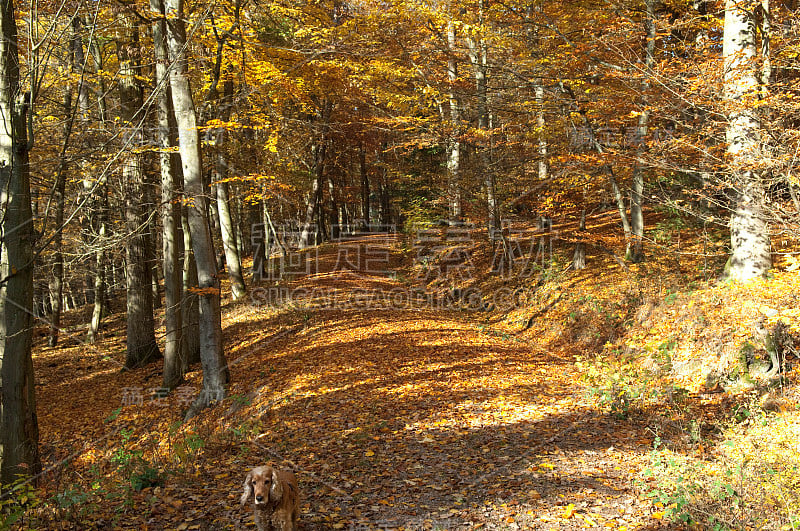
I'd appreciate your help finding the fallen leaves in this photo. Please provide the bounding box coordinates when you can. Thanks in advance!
[28,233,704,529]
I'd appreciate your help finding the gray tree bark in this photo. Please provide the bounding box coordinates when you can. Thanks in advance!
[152,0,184,388]
[48,85,69,348]
[536,83,547,181]
[181,210,200,367]
[165,0,229,414]
[359,142,370,225]
[118,21,161,369]
[627,0,655,263]
[723,0,771,281]
[300,127,328,248]
[0,0,40,484]
[466,0,499,236]
[216,177,246,299]
[446,20,462,223]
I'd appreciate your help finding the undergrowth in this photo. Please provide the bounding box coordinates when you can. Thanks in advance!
[641,403,800,530]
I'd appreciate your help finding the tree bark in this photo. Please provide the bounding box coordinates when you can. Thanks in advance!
[48,85,70,348]
[572,208,586,270]
[164,0,229,413]
[723,0,771,281]
[216,177,246,299]
[210,73,246,299]
[627,0,655,263]
[0,0,40,484]
[87,211,106,343]
[152,0,184,388]
[359,142,370,226]
[466,0,499,236]
[536,83,547,181]
[118,21,161,369]
[300,129,327,248]
[181,210,200,367]
[446,20,462,223]
[328,175,339,239]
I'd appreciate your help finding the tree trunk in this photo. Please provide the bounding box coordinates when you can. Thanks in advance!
[251,202,267,282]
[48,16,86,347]
[48,62,72,348]
[536,83,547,181]
[300,138,327,247]
[216,178,246,299]
[328,176,339,239]
[628,0,655,263]
[165,0,229,414]
[181,210,200,367]
[723,0,771,281]
[446,20,462,223]
[0,0,40,484]
[87,215,106,343]
[466,1,499,237]
[359,142,370,226]
[560,82,631,243]
[152,0,184,388]
[118,22,161,369]
[212,81,246,300]
[572,208,586,270]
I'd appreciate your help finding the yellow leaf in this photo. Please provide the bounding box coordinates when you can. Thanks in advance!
[365,450,375,457]
[562,503,575,519]
[652,511,664,519]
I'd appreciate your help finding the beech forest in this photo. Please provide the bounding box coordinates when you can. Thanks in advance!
[2,0,800,528]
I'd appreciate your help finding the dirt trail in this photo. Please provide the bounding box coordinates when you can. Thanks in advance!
[33,234,661,530]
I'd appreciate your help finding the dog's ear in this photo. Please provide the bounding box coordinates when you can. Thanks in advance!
[240,470,253,506]
[269,467,283,503]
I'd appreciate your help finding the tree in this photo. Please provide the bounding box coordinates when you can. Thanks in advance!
[152,0,184,388]
[118,17,161,369]
[164,0,229,414]
[723,0,771,281]
[445,19,463,223]
[627,0,655,264]
[0,0,40,485]
[212,81,247,300]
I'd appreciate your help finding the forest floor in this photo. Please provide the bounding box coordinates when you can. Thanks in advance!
[20,211,800,529]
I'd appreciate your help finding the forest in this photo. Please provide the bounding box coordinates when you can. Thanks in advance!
[1,0,800,528]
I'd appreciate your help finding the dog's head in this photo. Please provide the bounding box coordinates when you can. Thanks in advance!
[240,465,283,507]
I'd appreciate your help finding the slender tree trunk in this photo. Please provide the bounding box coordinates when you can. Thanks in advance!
[212,81,246,299]
[328,176,339,239]
[0,0,40,484]
[251,202,267,282]
[380,167,391,226]
[48,86,69,347]
[467,1,499,236]
[87,215,105,343]
[71,17,89,118]
[118,22,161,369]
[536,83,547,181]
[724,0,771,281]
[216,178,246,299]
[235,197,246,257]
[572,208,586,270]
[300,136,327,247]
[48,16,86,347]
[181,210,200,367]
[628,0,655,263]
[90,38,107,123]
[152,0,184,388]
[446,20,462,223]
[164,0,229,413]
[359,142,370,226]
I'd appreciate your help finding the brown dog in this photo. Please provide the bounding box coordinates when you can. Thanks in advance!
[240,465,300,531]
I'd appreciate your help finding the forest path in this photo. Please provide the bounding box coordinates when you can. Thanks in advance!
[219,234,659,530]
[33,233,662,530]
